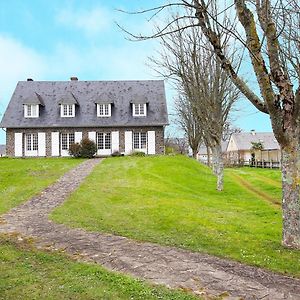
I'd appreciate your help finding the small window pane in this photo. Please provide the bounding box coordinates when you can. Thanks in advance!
[27,105,32,116]
[61,133,68,150]
[141,132,147,149]
[97,132,104,149]
[105,133,111,149]
[133,132,140,149]
[139,104,144,115]
[32,134,38,150]
[26,134,32,151]
[69,133,75,145]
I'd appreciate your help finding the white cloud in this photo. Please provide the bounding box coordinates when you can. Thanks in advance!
[0,36,46,109]
[57,7,112,36]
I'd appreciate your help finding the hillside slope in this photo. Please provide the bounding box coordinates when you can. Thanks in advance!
[51,155,300,277]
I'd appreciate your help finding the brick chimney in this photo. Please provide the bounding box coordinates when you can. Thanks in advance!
[70,77,78,81]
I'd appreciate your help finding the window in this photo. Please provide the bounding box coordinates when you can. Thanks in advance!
[132,103,147,116]
[97,132,111,149]
[26,133,38,151]
[61,133,75,150]
[24,104,39,118]
[97,104,111,117]
[61,104,75,117]
[133,132,147,150]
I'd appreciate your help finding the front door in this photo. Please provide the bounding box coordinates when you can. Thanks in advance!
[61,133,75,156]
[97,132,111,155]
[25,133,38,156]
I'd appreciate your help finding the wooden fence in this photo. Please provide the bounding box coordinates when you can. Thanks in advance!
[226,160,281,169]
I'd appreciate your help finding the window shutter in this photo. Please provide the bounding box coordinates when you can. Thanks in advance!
[51,132,60,156]
[124,131,133,154]
[147,131,156,154]
[111,131,119,152]
[38,132,46,156]
[75,132,82,143]
[14,133,23,157]
[88,131,96,143]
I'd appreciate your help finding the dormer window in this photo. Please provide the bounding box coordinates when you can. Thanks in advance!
[24,104,39,118]
[97,103,111,117]
[133,103,147,117]
[61,104,75,117]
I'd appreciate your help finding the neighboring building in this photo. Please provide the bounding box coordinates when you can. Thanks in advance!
[197,140,229,163]
[226,131,280,163]
[0,144,6,157]
[0,78,168,157]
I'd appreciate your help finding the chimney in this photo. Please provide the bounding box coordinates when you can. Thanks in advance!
[70,77,78,81]
[250,129,256,136]
[27,78,33,81]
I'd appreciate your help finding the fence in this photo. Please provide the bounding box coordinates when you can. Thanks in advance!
[225,160,281,169]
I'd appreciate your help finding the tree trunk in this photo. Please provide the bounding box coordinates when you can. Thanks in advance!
[212,144,224,191]
[192,148,198,159]
[281,142,300,249]
[207,145,211,167]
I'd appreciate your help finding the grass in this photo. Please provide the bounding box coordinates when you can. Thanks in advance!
[51,155,300,277]
[0,235,198,300]
[0,158,84,214]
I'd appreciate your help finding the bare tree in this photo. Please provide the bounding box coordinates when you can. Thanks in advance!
[149,13,239,190]
[121,0,300,248]
[222,121,242,141]
[175,95,203,158]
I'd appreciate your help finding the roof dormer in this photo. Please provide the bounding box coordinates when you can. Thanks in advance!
[23,92,44,118]
[58,92,78,118]
[131,96,148,117]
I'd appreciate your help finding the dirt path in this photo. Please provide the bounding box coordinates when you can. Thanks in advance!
[229,173,281,207]
[1,159,299,300]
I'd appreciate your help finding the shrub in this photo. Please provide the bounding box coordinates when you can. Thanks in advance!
[69,143,81,158]
[68,138,97,159]
[80,138,97,158]
[130,151,146,157]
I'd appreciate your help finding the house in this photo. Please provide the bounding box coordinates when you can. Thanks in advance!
[226,130,280,163]
[197,140,229,163]
[0,144,6,157]
[0,78,168,157]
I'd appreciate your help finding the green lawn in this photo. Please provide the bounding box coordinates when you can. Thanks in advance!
[0,158,84,214]
[51,155,300,277]
[0,235,198,300]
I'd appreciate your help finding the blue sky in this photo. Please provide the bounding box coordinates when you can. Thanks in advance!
[0,0,272,144]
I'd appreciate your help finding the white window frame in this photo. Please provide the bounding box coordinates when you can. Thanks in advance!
[24,104,39,118]
[25,133,38,156]
[133,132,147,153]
[96,132,112,155]
[97,103,111,117]
[132,103,147,117]
[60,104,75,117]
[60,133,75,156]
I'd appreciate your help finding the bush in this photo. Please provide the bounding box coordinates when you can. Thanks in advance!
[69,138,97,158]
[69,143,81,158]
[80,138,97,158]
[130,151,146,157]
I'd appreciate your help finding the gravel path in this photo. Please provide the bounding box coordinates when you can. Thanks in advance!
[1,158,300,300]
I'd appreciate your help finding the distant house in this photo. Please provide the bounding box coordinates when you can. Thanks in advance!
[0,144,6,157]
[0,78,168,157]
[226,131,280,163]
[197,140,229,163]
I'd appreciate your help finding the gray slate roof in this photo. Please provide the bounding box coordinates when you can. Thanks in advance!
[231,132,280,150]
[198,140,229,155]
[0,80,168,128]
